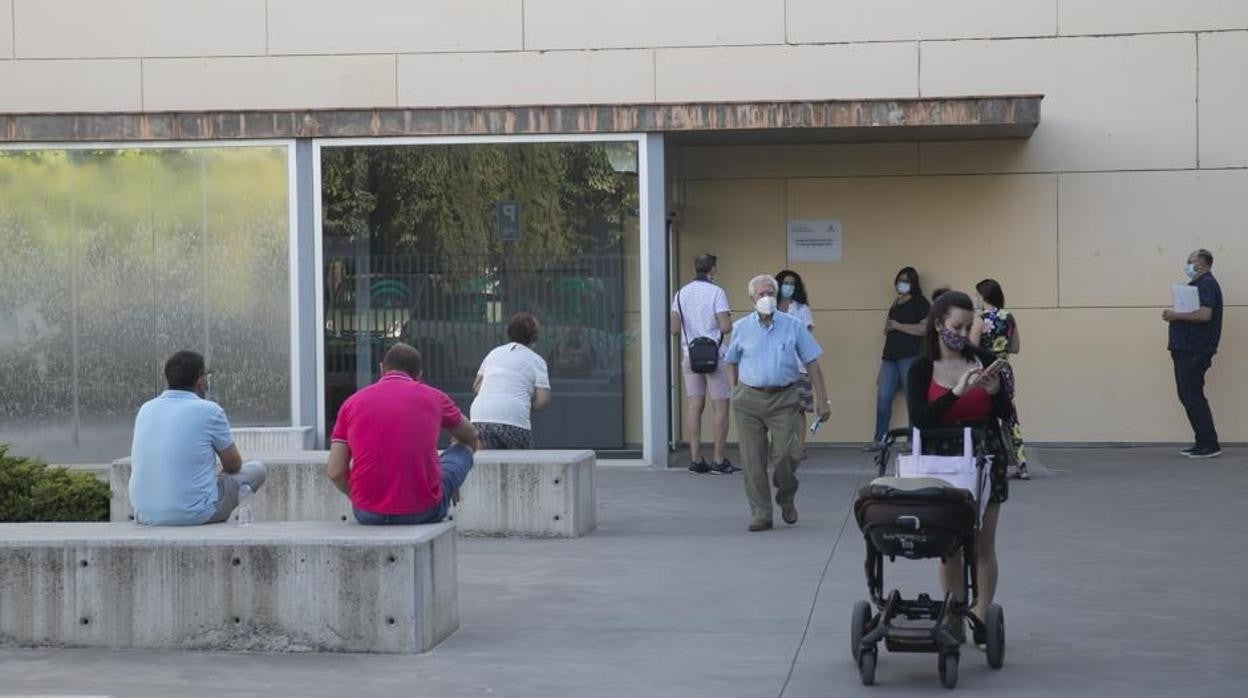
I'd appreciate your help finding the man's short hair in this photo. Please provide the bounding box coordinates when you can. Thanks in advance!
[507,312,540,345]
[1195,249,1214,267]
[694,254,717,275]
[165,350,206,390]
[382,342,423,377]
[747,274,778,297]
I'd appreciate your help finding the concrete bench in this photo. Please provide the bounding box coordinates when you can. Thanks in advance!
[230,426,316,454]
[111,449,598,537]
[0,522,457,653]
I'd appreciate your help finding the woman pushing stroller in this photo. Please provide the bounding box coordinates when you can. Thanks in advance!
[906,289,1015,645]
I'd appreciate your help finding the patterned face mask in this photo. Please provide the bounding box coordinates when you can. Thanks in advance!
[939,326,968,351]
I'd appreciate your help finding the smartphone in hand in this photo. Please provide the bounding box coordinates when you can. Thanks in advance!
[981,359,1007,378]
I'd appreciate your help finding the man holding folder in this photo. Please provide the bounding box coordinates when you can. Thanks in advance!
[1163,249,1224,459]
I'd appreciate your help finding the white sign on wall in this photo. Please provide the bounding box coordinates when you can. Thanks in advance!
[786,219,843,263]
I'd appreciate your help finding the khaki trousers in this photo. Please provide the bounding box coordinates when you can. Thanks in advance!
[732,384,801,523]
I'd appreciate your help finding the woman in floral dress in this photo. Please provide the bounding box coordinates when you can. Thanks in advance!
[970,278,1029,480]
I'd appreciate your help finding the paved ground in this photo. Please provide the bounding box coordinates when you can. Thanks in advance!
[3,447,1246,697]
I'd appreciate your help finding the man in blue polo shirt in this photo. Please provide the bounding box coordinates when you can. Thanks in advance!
[724,274,832,531]
[1163,248,1225,459]
[129,350,267,525]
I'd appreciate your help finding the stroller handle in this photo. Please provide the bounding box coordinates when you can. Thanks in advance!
[875,424,996,477]
[884,425,987,444]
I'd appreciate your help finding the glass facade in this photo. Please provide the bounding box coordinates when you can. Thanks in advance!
[320,140,642,449]
[0,146,292,463]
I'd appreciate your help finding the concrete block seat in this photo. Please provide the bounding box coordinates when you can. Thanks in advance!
[454,449,597,538]
[111,449,598,537]
[111,453,351,524]
[0,522,457,653]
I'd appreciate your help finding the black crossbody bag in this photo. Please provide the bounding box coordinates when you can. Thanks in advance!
[677,284,721,374]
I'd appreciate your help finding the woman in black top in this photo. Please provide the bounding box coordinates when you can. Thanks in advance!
[905,290,1015,645]
[869,266,930,450]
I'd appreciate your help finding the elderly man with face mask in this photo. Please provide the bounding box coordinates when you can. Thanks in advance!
[723,275,832,531]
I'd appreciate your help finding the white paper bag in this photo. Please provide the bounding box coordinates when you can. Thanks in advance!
[896,427,988,518]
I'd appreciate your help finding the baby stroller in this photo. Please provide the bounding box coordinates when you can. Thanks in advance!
[850,426,1005,689]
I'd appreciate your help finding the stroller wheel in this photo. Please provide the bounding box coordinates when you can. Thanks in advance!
[938,651,959,689]
[851,600,872,662]
[858,649,877,686]
[985,603,1005,669]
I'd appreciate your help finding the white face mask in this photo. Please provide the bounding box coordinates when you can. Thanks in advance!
[896,281,911,295]
[754,295,777,315]
[1184,262,1198,280]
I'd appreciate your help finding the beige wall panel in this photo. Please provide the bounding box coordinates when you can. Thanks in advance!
[267,0,521,55]
[788,0,1056,43]
[1058,0,1248,35]
[0,59,141,112]
[524,0,783,50]
[1,1,12,58]
[679,180,788,312]
[784,175,1058,310]
[1009,308,1247,442]
[679,143,920,181]
[920,35,1197,173]
[397,50,652,108]
[1198,32,1248,168]
[623,312,643,446]
[656,43,917,103]
[809,309,908,444]
[622,215,642,314]
[143,56,396,111]
[13,0,266,59]
[1059,170,1248,308]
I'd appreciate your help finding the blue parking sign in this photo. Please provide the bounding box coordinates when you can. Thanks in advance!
[496,201,522,241]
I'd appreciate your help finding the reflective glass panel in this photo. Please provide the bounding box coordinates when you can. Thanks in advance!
[0,147,291,463]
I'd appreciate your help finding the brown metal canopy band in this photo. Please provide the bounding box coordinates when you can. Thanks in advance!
[0,95,1040,144]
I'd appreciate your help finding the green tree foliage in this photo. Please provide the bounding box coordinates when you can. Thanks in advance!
[319,142,639,277]
[0,445,109,522]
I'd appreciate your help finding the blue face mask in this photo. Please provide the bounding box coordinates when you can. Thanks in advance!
[1184,262,1198,280]
[780,284,796,299]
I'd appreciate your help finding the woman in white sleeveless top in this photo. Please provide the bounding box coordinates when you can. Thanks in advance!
[470,313,552,449]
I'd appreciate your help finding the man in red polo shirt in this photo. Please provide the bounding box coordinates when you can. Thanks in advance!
[327,343,480,524]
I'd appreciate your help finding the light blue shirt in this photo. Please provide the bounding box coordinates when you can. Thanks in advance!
[129,390,233,525]
[724,311,823,388]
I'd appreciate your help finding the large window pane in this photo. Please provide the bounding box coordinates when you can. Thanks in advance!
[320,140,641,449]
[0,147,291,463]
